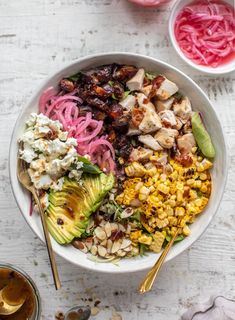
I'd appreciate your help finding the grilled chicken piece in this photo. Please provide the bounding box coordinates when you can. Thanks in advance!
[126,68,145,91]
[155,97,174,112]
[159,110,177,127]
[177,133,196,154]
[173,96,192,124]
[119,95,136,111]
[141,85,152,97]
[129,147,153,162]
[138,134,163,151]
[134,93,162,133]
[127,126,142,136]
[173,116,183,130]
[152,76,178,100]
[136,93,155,112]
[156,154,168,166]
[154,128,178,149]
[183,120,192,133]
[139,110,162,134]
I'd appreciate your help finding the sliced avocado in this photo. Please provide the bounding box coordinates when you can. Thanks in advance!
[45,173,115,245]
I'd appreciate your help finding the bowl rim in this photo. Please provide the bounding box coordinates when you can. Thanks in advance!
[168,0,235,75]
[9,52,229,273]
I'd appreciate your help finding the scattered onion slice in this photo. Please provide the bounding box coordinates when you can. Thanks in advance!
[29,194,33,216]
[174,0,235,67]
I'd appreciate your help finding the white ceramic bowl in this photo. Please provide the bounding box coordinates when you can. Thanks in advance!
[169,0,235,75]
[9,52,228,273]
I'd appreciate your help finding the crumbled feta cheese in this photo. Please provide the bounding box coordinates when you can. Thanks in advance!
[26,113,37,127]
[76,161,84,170]
[20,142,37,163]
[68,170,82,181]
[66,137,77,146]
[38,126,51,134]
[36,113,62,130]
[30,158,47,173]
[32,139,48,152]
[58,131,68,141]
[29,172,53,190]
[51,177,64,191]
[20,130,35,144]
[19,113,82,190]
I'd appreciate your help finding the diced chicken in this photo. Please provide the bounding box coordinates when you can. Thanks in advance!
[154,76,179,100]
[173,116,183,130]
[154,128,178,149]
[119,95,136,111]
[127,126,142,136]
[156,154,168,166]
[129,147,153,162]
[155,97,174,112]
[139,110,162,134]
[141,85,152,97]
[177,133,196,154]
[136,93,155,112]
[135,93,162,133]
[126,68,145,91]
[159,110,177,127]
[183,120,192,133]
[173,96,192,124]
[138,134,163,151]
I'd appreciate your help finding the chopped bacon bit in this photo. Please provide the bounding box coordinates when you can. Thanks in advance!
[149,75,165,98]
[175,154,193,167]
[131,107,145,127]
[143,98,149,104]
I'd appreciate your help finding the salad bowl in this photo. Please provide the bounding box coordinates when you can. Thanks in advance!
[9,52,228,273]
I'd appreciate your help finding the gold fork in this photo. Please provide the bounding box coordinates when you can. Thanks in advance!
[138,228,180,294]
[17,157,61,290]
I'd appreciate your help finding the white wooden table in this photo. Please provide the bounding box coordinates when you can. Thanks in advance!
[0,1,235,319]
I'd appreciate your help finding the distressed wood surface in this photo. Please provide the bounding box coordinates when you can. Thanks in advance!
[0,1,235,319]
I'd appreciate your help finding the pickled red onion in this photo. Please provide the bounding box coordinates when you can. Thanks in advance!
[174,0,235,67]
[39,87,57,113]
[29,194,33,216]
[39,88,116,173]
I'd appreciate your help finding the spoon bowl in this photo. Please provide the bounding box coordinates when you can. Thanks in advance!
[0,286,25,316]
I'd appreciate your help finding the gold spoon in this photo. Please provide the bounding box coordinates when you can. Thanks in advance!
[139,229,180,294]
[0,285,25,316]
[17,156,61,290]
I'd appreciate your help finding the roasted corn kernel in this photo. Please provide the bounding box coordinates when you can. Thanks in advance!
[149,232,165,253]
[197,159,213,172]
[138,234,152,245]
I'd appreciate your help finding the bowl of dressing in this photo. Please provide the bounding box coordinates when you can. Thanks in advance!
[0,263,41,320]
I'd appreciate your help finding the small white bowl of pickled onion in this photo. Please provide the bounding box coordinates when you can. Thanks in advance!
[169,0,235,74]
